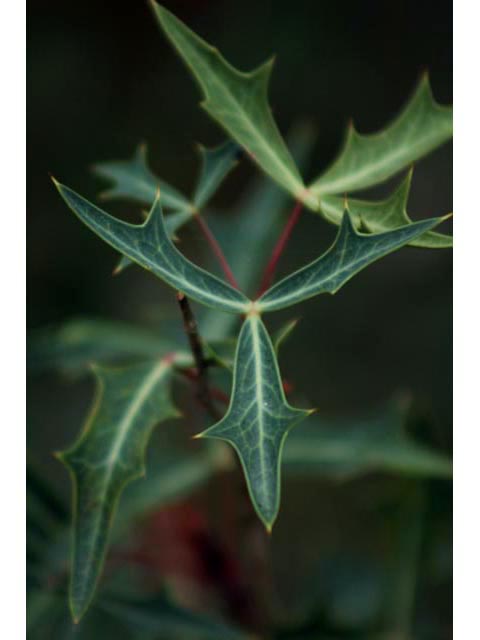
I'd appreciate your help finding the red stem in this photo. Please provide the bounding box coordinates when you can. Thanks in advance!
[257,200,304,297]
[194,214,240,290]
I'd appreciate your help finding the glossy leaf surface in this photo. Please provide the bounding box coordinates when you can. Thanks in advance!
[54,181,250,313]
[258,212,446,312]
[197,315,312,529]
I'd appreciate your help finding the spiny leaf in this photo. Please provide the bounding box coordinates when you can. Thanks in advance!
[53,180,250,314]
[257,211,447,313]
[320,169,452,249]
[27,317,179,376]
[95,141,241,274]
[284,400,452,479]
[58,356,185,622]
[196,315,312,530]
[94,143,191,211]
[309,74,452,196]
[151,1,308,203]
[113,208,195,275]
[192,140,241,209]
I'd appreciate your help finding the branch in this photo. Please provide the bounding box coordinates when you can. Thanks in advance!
[176,292,222,421]
[256,200,304,297]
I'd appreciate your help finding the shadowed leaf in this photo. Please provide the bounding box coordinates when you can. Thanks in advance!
[58,356,186,621]
[94,144,190,211]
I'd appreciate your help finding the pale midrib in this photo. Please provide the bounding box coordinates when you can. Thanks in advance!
[105,360,170,468]
[260,240,409,310]
[95,220,246,313]
[312,129,447,195]
[250,318,267,497]
[198,59,303,196]
[78,360,170,590]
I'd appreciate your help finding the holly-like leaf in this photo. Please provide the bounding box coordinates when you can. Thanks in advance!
[320,169,452,249]
[309,74,452,196]
[192,140,241,209]
[53,181,250,314]
[94,143,191,211]
[151,2,308,203]
[284,400,452,480]
[257,211,447,313]
[196,315,312,530]
[113,208,195,275]
[57,355,188,622]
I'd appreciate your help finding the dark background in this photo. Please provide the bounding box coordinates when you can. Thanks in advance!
[28,0,452,634]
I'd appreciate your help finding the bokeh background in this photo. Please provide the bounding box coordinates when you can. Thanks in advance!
[28,0,452,637]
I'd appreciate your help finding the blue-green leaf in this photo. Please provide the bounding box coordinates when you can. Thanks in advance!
[192,140,241,209]
[53,181,250,314]
[94,143,191,211]
[196,315,312,530]
[58,356,187,622]
[257,211,447,313]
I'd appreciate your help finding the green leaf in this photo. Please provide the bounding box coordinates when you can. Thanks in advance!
[284,400,452,480]
[192,140,241,209]
[113,208,195,275]
[94,144,191,211]
[27,317,178,375]
[257,211,446,313]
[309,74,452,196]
[53,181,250,314]
[320,169,452,249]
[151,2,308,202]
[196,315,312,530]
[58,356,185,622]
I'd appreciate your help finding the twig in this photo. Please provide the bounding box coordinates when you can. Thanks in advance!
[193,213,240,290]
[176,292,222,421]
[257,200,304,297]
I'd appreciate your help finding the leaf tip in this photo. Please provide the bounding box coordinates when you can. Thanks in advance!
[50,174,61,189]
